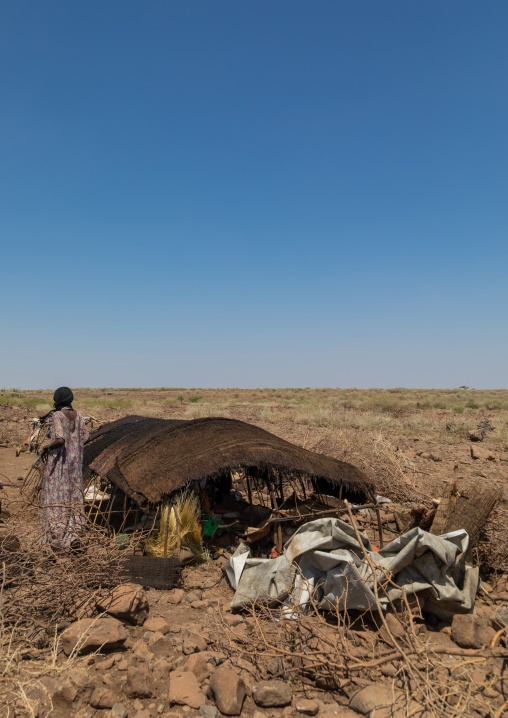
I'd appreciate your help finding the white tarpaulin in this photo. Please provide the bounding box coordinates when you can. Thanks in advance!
[225,517,478,615]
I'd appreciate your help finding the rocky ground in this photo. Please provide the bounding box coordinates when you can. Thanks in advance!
[4,567,508,718]
[1,398,508,717]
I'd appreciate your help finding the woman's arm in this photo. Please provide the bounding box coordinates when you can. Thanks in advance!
[41,437,65,458]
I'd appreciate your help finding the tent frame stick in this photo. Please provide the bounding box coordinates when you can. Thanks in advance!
[267,474,283,553]
[246,476,254,526]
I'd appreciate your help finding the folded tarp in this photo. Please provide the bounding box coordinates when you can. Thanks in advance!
[225,517,478,616]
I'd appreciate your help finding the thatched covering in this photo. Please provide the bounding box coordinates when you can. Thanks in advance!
[84,416,375,507]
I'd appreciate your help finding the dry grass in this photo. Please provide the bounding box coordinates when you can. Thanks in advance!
[4,387,508,446]
[144,490,206,560]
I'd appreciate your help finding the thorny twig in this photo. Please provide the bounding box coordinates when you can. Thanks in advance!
[210,513,508,718]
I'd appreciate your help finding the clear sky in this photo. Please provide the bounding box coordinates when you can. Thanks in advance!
[1,1,506,389]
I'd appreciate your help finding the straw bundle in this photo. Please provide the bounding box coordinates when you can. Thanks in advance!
[144,490,205,560]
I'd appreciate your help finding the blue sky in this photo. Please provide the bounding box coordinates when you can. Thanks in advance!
[1,1,506,389]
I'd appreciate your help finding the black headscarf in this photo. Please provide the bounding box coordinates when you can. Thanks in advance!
[53,387,74,411]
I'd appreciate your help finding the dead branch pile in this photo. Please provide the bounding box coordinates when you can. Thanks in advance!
[0,501,144,648]
[209,506,508,718]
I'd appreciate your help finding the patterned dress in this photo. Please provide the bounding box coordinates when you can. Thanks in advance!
[41,411,89,548]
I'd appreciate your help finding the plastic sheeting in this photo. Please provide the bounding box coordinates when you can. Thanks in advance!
[225,517,478,615]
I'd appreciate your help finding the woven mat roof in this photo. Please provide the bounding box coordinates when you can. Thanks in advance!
[84,416,374,506]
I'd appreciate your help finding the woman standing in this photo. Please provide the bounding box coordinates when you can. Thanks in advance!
[40,387,89,549]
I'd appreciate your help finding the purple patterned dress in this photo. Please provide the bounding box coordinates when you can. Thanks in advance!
[41,411,89,548]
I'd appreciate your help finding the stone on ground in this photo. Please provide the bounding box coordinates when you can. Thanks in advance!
[295,698,319,715]
[170,670,207,709]
[451,613,496,649]
[470,445,496,461]
[61,617,128,656]
[349,685,395,714]
[209,667,246,716]
[96,583,149,625]
[252,680,293,708]
[90,687,116,709]
[108,705,128,718]
[167,588,185,604]
[125,656,155,698]
[199,705,219,718]
[182,630,208,654]
[148,630,168,647]
[185,652,211,683]
[143,616,170,634]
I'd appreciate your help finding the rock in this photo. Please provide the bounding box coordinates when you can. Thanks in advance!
[468,429,485,442]
[209,667,246,715]
[222,614,243,627]
[470,446,496,461]
[109,705,128,718]
[131,638,154,660]
[350,685,395,714]
[499,454,508,462]
[153,658,173,681]
[170,670,207,709]
[451,614,496,649]
[182,630,208,654]
[253,680,293,708]
[199,705,218,718]
[126,657,155,698]
[144,616,170,634]
[417,451,441,461]
[238,669,255,696]
[103,673,116,689]
[90,687,116,709]
[295,698,319,715]
[198,650,226,668]
[488,605,508,630]
[97,583,149,625]
[167,589,185,604]
[133,711,151,718]
[183,590,202,603]
[66,668,95,696]
[185,652,211,683]
[61,617,128,656]
[378,613,406,642]
[191,600,209,609]
[148,630,168,648]
[26,676,77,713]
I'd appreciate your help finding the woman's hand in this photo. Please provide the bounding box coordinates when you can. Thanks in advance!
[41,438,65,458]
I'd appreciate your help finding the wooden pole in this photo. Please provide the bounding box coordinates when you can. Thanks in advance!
[375,506,384,549]
[268,476,283,554]
[246,476,254,526]
[105,484,117,529]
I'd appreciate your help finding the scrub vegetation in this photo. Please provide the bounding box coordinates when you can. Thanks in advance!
[3,387,507,448]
